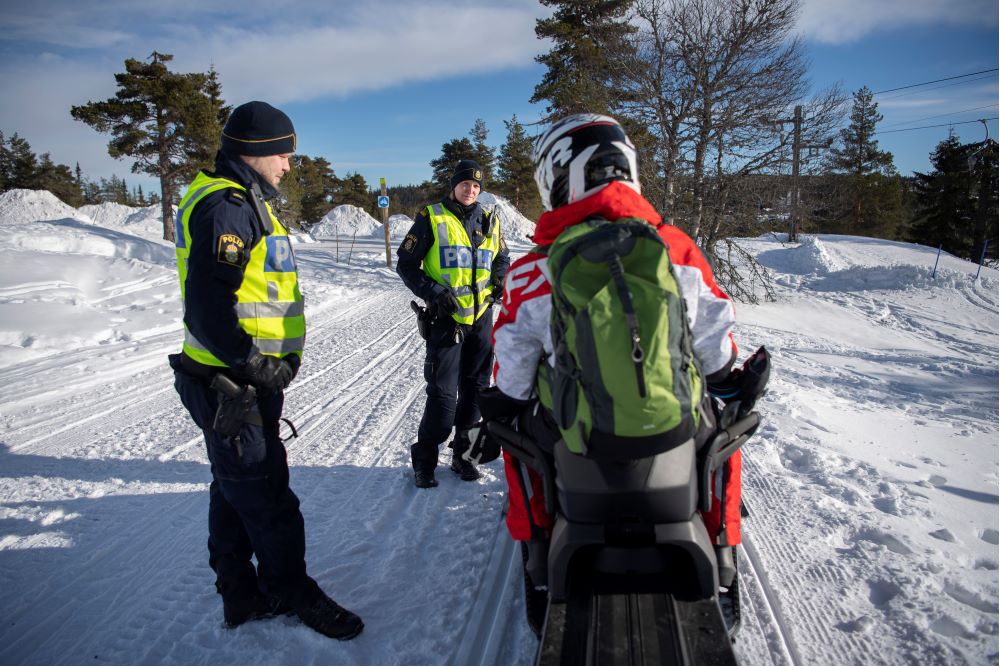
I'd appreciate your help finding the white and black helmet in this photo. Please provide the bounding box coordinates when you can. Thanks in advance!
[532,114,640,211]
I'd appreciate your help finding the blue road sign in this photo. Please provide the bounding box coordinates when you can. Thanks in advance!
[377,195,390,208]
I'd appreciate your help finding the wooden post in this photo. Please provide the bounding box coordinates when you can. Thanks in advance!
[380,177,391,268]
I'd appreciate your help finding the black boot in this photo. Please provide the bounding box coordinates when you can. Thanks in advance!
[224,593,293,628]
[411,442,439,488]
[414,467,438,488]
[450,455,480,481]
[295,591,364,640]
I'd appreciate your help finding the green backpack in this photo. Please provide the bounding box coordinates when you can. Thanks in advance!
[536,217,703,458]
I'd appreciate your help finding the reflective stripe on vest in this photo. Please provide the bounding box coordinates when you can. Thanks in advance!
[421,203,500,324]
[175,172,306,367]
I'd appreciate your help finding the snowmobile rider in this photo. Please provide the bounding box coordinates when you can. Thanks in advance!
[484,113,744,585]
[168,101,364,640]
[396,159,511,488]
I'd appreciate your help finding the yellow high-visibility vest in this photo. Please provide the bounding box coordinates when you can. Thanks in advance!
[174,172,305,366]
[421,202,501,324]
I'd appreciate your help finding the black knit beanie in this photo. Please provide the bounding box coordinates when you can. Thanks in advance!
[450,159,484,190]
[221,101,297,157]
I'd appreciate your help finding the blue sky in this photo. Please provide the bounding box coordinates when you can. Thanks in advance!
[0,0,996,195]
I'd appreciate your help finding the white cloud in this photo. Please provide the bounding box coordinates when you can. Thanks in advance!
[1,12,132,49]
[0,2,547,186]
[166,5,544,104]
[0,55,134,185]
[797,0,997,44]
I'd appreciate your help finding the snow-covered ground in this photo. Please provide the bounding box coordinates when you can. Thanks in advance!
[0,190,996,665]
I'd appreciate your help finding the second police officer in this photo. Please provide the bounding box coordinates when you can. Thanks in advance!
[397,160,510,488]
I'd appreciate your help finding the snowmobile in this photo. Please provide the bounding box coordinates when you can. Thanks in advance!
[484,347,770,665]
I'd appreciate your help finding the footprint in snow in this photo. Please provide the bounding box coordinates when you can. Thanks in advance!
[856,528,912,555]
[929,528,956,542]
[837,615,876,633]
[868,579,902,606]
[978,528,999,545]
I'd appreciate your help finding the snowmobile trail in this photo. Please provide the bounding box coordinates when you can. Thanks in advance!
[738,534,802,666]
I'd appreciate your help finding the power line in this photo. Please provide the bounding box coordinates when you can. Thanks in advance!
[877,74,997,101]
[875,117,998,135]
[873,68,998,95]
[880,104,1000,129]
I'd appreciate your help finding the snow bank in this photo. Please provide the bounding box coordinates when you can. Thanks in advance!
[309,194,536,245]
[479,192,536,245]
[0,188,89,225]
[78,202,166,240]
[310,204,381,240]
[754,234,989,292]
[386,213,413,238]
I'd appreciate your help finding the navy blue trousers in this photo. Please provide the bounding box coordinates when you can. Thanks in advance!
[172,362,320,608]
[412,311,494,470]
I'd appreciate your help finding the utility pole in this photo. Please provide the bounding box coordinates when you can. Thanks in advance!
[767,105,831,242]
[790,105,802,243]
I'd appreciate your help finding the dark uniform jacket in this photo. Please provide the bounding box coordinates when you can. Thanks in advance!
[182,152,285,370]
[396,197,510,305]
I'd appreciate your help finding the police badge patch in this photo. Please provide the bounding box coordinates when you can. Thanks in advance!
[402,233,418,253]
[217,233,247,267]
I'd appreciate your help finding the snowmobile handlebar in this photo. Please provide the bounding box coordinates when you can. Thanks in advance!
[698,409,760,514]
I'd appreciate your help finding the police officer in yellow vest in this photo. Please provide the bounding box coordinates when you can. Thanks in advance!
[168,101,363,640]
[397,160,510,488]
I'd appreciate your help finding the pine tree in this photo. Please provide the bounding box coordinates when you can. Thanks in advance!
[0,131,9,192]
[531,0,633,120]
[335,173,374,215]
[36,153,82,206]
[291,155,339,224]
[496,115,541,219]
[74,162,84,202]
[968,139,998,264]
[429,137,476,195]
[911,134,998,261]
[827,86,904,237]
[71,52,228,241]
[273,166,303,229]
[469,119,496,185]
[7,133,38,190]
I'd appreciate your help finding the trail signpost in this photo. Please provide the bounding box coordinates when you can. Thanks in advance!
[379,178,391,267]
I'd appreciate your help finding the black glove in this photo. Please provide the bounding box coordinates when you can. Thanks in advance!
[488,278,504,304]
[463,420,502,465]
[708,346,770,412]
[435,290,460,317]
[236,351,294,394]
[478,386,530,421]
[283,353,301,381]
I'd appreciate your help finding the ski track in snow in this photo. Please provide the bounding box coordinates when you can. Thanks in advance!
[0,219,996,665]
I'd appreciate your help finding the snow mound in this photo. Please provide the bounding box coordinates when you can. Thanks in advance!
[386,213,413,238]
[0,189,90,226]
[772,236,849,275]
[310,204,381,240]
[78,202,138,227]
[477,192,535,245]
[0,218,174,265]
[79,202,167,240]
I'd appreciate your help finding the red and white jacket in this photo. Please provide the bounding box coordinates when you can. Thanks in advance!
[493,181,737,398]
[491,181,742,544]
